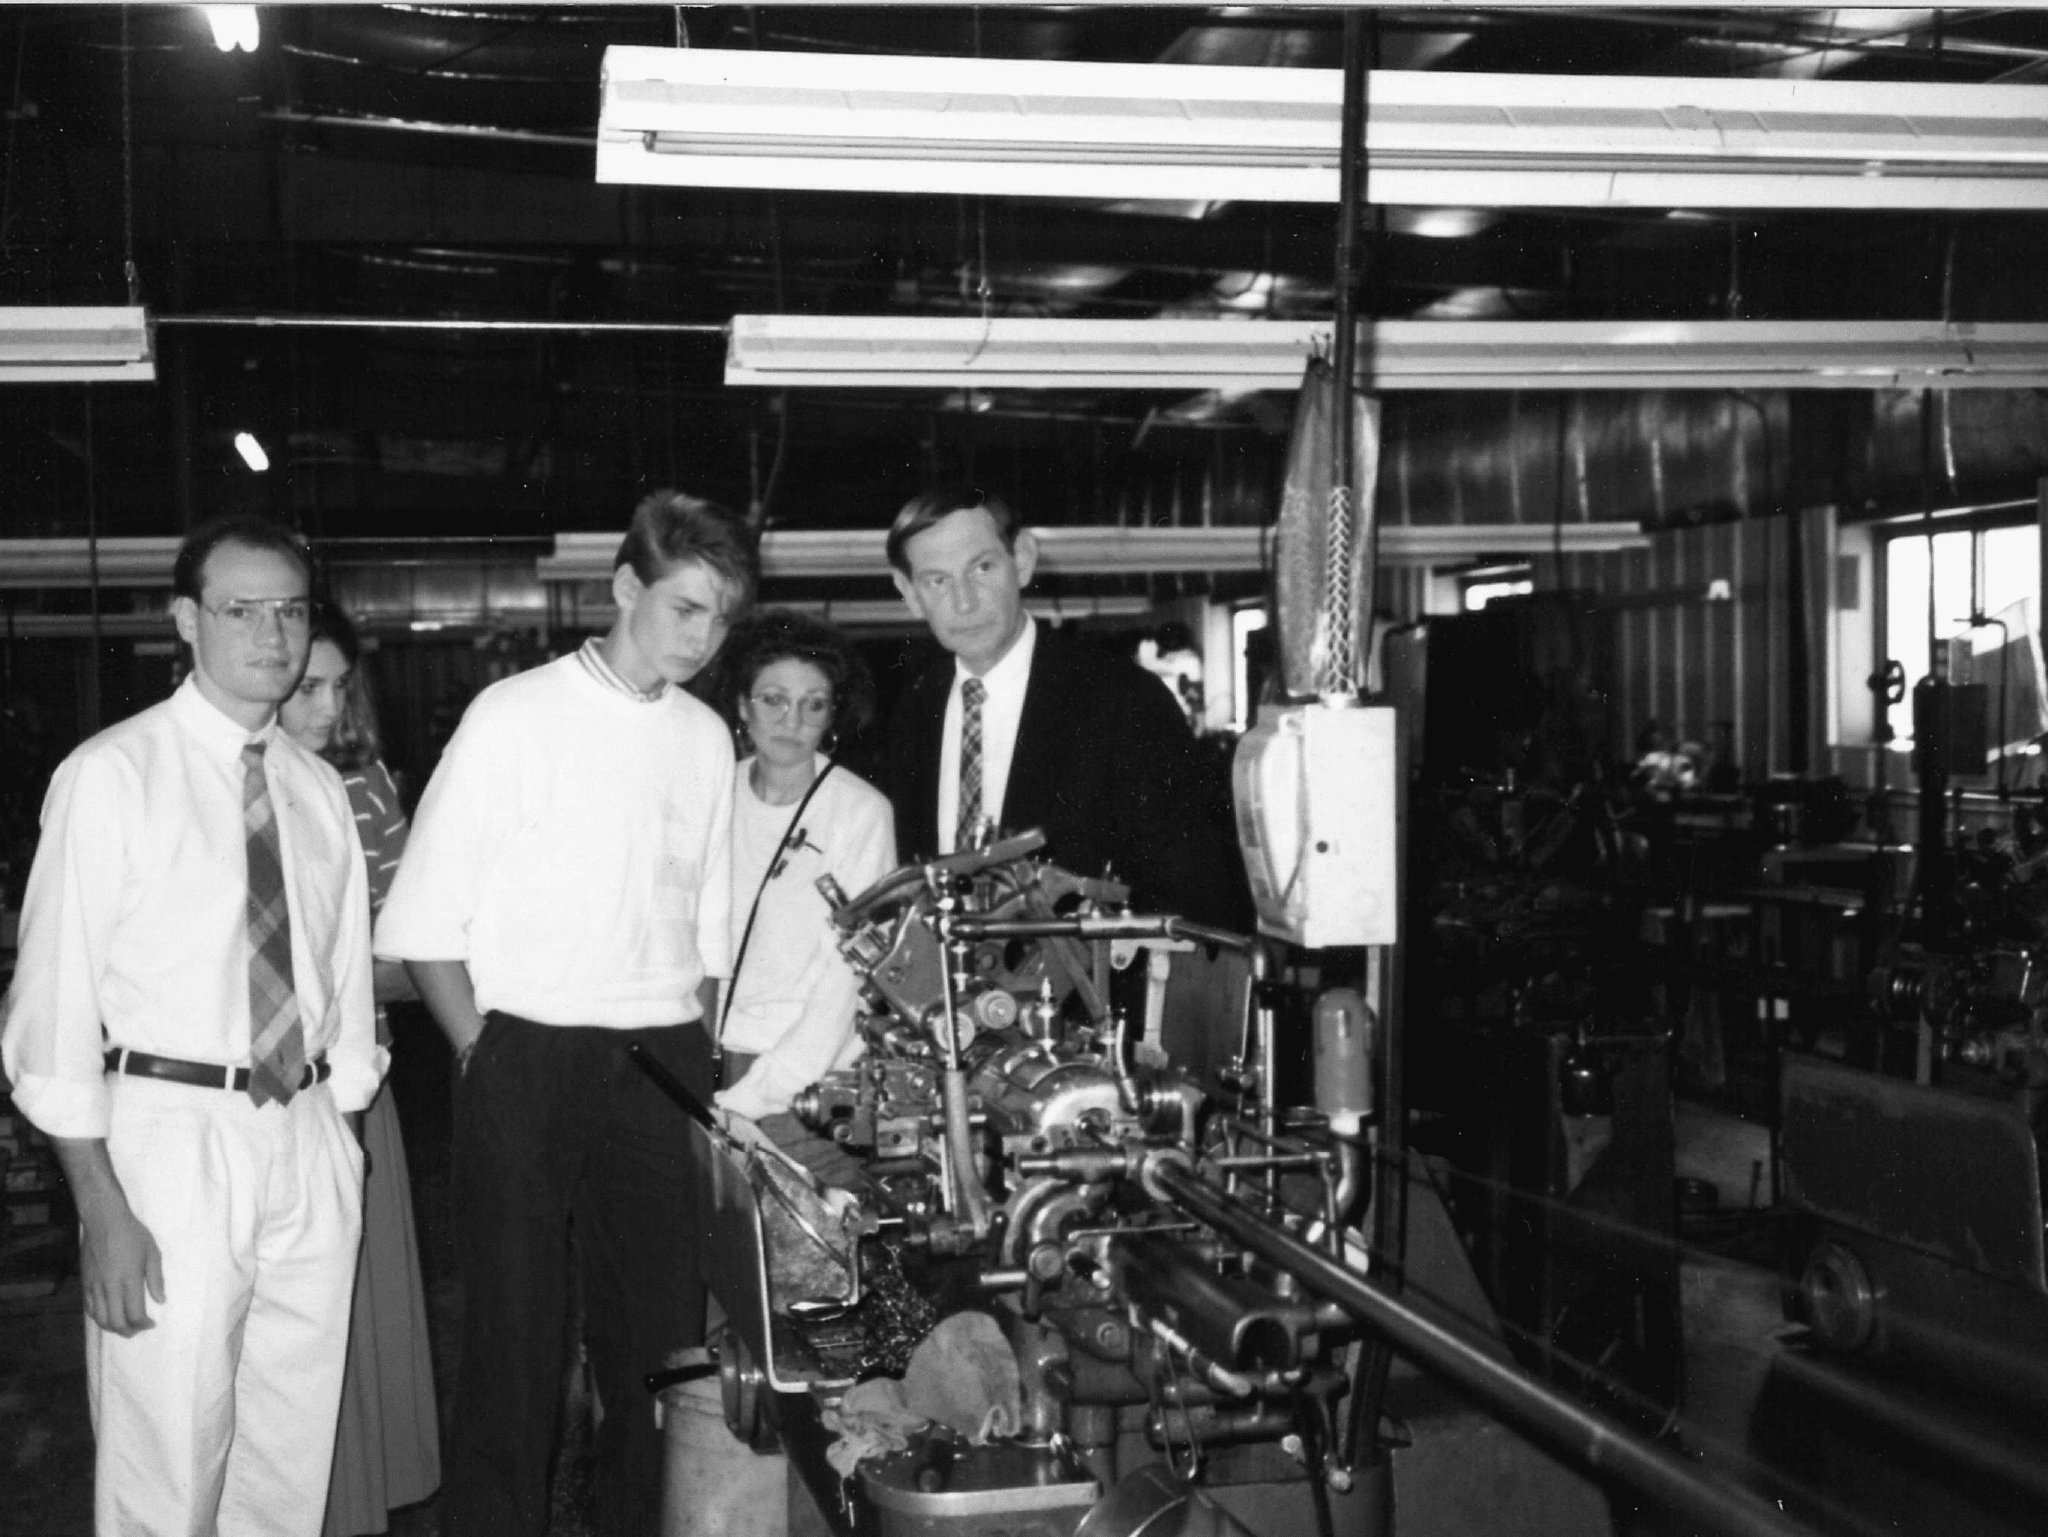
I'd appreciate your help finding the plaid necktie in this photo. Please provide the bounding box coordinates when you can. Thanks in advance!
[957,676,986,851]
[243,740,307,1106]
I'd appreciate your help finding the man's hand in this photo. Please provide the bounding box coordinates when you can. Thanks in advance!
[53,1139,163,1337]
[406,959,487,1071]
[80,1196,165,1336]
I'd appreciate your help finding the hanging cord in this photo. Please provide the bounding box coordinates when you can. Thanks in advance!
[1318,10,1371,699]
[119,5,138,304]
[1,20,25,254]
[745,7,790,528]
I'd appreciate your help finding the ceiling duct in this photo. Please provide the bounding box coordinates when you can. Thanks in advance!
[538,525,1646,585]
[598,46,2048,208]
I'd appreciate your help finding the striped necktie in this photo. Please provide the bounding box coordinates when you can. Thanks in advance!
[957,676,986,852]
[243,740,307,1106]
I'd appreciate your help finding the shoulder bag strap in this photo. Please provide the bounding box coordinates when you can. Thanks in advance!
[717,760,838,1066]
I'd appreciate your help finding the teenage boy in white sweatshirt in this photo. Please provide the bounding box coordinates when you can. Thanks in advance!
[376,489,754,1537]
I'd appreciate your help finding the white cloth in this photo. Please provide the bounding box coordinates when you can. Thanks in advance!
[716,759,896,1121]
[373,652,735,1026]
[1,676,382,1139]
[936,616,1036,854]
[90,1074,363,1537]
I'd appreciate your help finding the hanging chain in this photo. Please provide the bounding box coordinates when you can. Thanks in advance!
[1318,480,1360,697]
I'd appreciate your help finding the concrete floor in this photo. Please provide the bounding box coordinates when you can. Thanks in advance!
[1,1034,1801,1537]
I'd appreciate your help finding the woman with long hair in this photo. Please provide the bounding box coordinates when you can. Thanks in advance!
[711,608,896,1123]
[278,603,439,1537]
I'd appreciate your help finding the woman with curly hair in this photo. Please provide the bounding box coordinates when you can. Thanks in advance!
[711,608,896,1123]
[277,603,439,1537]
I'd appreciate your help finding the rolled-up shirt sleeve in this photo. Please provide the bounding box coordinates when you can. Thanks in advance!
[2,753,137,1141]
[374,704,502,963]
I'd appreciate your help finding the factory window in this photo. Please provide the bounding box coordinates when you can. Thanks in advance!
[1881,521,2041,760]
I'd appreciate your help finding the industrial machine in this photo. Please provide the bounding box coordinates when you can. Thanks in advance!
[1758,674,2048,1535]
[640,826,1810,1537]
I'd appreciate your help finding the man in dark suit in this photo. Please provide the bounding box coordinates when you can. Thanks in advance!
[884,485,1247,929]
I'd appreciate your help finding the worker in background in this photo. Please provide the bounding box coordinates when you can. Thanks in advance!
[2,516,381,1536]
[883,484,1248,929]
[373,490,754,1537]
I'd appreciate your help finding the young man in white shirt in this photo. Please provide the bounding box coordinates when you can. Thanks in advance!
[2,516,381,1536]
[375,490,754,1537]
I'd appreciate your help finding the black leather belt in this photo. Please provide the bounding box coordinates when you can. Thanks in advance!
[104,1049,332,1094]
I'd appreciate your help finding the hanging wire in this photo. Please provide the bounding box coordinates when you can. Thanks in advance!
[119,5,139,305]
[1,19,26,254]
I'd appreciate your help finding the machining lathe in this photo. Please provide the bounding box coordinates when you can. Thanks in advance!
[645,828,1805,1537]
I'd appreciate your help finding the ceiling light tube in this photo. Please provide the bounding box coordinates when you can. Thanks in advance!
[725,316,2048,392]
[598,47,2048,209]
[233,431,270,473]
[0,307,156,384]
[202,6,260,54]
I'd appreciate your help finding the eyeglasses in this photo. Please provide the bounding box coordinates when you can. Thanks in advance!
[748,690,833,722]
[202,596,312,630]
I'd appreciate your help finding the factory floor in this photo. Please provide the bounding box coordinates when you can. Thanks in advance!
[1,1023,1788,1537]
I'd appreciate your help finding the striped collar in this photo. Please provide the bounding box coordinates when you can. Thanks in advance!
[576,637,668,703]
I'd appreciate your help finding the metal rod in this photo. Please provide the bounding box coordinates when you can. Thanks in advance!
[1150,1161,1818,1537]
[157,315,726,335]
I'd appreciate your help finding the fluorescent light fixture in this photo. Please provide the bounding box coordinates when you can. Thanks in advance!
[598,47,2048,209]
[540,523,1647,585]
[0,306,155,383]
[203,6,260,54]
[233,431,270,473]
[726,316,2048,392]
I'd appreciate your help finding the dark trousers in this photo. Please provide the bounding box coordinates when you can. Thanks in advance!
[443,1014,711,1537]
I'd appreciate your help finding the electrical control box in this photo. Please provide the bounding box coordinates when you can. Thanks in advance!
[1232,701,1398,948]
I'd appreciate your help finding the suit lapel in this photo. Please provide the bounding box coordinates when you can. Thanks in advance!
[911,661,948,857]
[1004,627,1062,831]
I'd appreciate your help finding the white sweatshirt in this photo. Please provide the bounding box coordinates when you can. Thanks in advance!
[375,654,734,1027]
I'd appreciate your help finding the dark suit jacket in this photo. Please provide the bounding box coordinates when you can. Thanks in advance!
[886,625,1249,929]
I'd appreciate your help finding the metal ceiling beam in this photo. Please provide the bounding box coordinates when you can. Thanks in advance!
[598,47,2048,209]
[725,317,2048,392]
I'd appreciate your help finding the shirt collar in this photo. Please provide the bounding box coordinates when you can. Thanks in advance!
[171,675,280,764]
[954,614,1036,698]
[578,637,669,703]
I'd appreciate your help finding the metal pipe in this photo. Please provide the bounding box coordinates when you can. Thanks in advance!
[1149,1159,1819,1537]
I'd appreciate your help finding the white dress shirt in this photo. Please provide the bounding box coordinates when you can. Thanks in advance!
[937,616,1037,854]
[717,758,897,1120]
[1,677,382,1140]
[374,652,735,1026]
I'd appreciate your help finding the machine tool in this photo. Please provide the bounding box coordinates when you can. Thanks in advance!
[650,828,1813,1537]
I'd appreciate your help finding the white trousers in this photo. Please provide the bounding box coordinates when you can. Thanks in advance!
[88,1075,364,1537]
